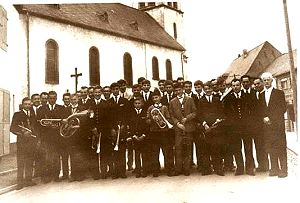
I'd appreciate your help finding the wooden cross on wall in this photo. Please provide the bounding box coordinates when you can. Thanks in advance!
[70,67,82,92]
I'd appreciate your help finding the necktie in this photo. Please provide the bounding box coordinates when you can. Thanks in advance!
[26,110,30,117]
[145,94,148,101]
[51,105,54,111]
[115,96,118,103]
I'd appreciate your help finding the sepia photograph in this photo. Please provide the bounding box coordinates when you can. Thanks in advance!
[0,0,298,202]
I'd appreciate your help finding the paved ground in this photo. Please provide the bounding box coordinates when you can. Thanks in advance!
[0,132,298,202]
[0,170,298,203]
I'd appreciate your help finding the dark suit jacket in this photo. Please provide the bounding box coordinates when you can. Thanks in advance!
[128,108,148,141]
[78,98,95,110]
[141,91,153,111]
[169,96,197,132]
[109,96,130,126]
[223,91,252,130]
[198,95,224,127]
[10,110,38,149]
[161,93,176,107]
[258,88,286,135]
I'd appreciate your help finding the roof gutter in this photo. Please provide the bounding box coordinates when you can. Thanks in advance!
[25,11,30,97]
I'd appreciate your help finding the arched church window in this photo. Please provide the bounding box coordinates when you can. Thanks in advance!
[152,56,159,80]
[89,46,100,86]
[45,39,59,84]
[166,59,172,80]
[173,23,177,40]
[123,52,133,86]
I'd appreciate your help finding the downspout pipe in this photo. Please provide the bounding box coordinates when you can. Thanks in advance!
[25,12,30,97]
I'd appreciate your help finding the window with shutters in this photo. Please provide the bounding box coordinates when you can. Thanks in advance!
[152,56,159,80]
[166,59,172,80]
[123,52,133,86]
[0,6,8,51]
[45,39,59,84]
[89,46,100,86]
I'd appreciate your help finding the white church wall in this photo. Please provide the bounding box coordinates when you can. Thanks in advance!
[26,15,183,99]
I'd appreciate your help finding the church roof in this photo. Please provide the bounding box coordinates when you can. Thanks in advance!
[14,3,185,51]
[263,49,297,77]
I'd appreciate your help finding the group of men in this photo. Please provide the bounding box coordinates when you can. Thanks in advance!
[10,72,288,190]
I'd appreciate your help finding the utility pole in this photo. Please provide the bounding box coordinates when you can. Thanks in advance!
[283,0,297,137]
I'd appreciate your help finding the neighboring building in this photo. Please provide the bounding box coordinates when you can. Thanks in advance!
[224,41,282,83]
[263,50,297,131]
[0,5,10,156]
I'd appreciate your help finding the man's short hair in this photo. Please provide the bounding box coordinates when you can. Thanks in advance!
[164,80,173,87]
[141,79,150,85]
[152,88,161,97]
[117,79,127,85]
[81,86,88,90]
[40,92,48,97]
[94,85,102,90]
[173,82,183,89]
[231,78,241,84]
[22,97,31,104]
[203,81,212,88]
[31,93,40,100]
[48,91,57,96]
[133,96,144,103]
[241,75,251,81]
[194,80,203,87]
[63,92,71,98]
[183,81,192,85]
[132,84,141,89]
[158,79,166,84]
[137,77,146,84]
[177,77,184,81]
[110,82,120,89]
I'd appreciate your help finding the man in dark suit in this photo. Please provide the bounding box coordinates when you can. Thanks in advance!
[253,77,269,172]
[223,79,252,176]
[141,79,153,111]
[169,83,197,176]
[10,97,38,190]
[79,86,94,110]
[37,91,65,183]
[198,81,226,176]
[30,93,42,178]
[109,82,130,179]
[259,72,287,178]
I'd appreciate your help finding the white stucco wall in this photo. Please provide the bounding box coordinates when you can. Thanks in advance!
[24,15,183,99]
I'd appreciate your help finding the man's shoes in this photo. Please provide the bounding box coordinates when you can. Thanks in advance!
[153,173,159,177]
[183,171,190,176]
[246,169,255,176]
[25,181,37,187]
[202,170,212,176]
[269,170,279,177]
[141,172,147,178]
[16,184,24,190]
[256,167,268,172]
[93,175,101,180]
[136,173,141,178]
[127,166,133,171]
[234,168,244,176]
[61,175,68,180]
[120,174,127,179]
[77,176,85,181]
[215,170,225,176]
[278,171,288,178]
[68,177,76,182]
[224,165,236,172]
[167,171,175,177]
[41,177,51,184]
[53,177,61,182]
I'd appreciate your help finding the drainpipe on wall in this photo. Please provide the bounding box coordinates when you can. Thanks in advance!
[144,43,148,79]
[181,52,187,79]
[25,12,30,97]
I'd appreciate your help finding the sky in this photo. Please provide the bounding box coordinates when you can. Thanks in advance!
[181,0,299,82]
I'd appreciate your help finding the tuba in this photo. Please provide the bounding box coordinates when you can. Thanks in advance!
[150,108,173,129]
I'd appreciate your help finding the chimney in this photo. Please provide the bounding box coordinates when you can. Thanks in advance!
[243,49,248,58]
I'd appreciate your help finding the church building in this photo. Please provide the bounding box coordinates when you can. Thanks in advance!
[0,2,186,153]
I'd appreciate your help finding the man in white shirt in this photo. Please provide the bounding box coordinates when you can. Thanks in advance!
[259,72,287,178]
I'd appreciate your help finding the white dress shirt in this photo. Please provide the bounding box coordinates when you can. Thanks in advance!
[264,86,274,106]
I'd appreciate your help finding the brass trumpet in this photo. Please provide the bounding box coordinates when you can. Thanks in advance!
[150,108,173,129]
[18,125,37,138]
